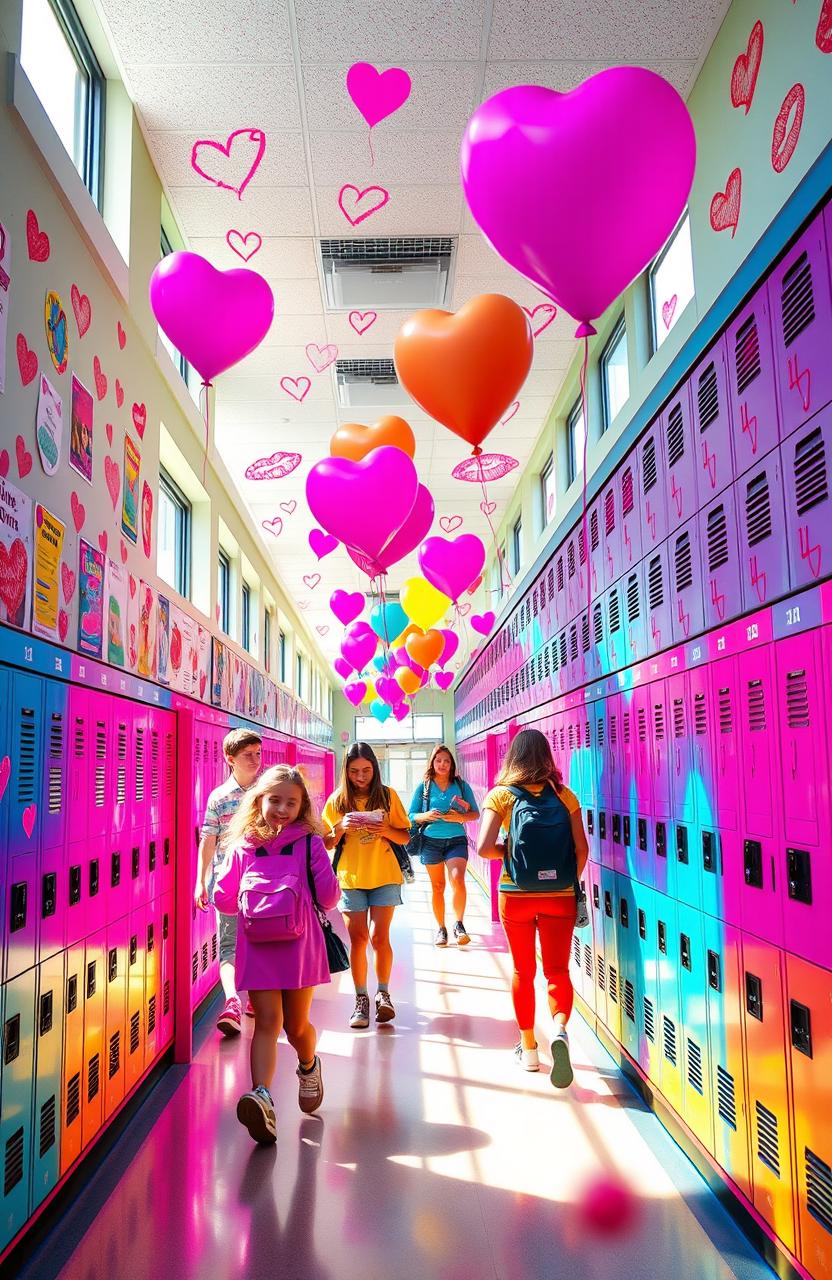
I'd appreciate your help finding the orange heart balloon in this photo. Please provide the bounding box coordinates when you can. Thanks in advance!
[394,294,533,450]
[406,628,443,669]
[395,666,422,696]
[330,415,416,461]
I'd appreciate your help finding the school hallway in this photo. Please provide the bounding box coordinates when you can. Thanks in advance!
[17,871,772,1280]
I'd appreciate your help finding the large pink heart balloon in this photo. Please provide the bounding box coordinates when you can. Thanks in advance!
[341,622,377,673]
[307,447,419,564]
[330,590,365,626]
[460,69,696,326]
[418,534,485,603]
[348,484,435,577]
[437,628,459,668]
[149,251,274,383]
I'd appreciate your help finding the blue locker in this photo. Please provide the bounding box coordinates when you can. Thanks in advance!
[31,951,64,1211]
[0,967,37,1252]
[632,879,661,1083]
[677,905,714,1155]
[600,868,621,1042]
[616,875,639,1061]
[4,673,43,981]
[656,892,683,1111]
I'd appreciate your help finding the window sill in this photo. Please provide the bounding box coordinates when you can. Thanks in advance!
[155,337,206,441]
[8,54,128,301]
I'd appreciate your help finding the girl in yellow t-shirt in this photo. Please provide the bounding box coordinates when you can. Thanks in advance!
[322,742,410,1030]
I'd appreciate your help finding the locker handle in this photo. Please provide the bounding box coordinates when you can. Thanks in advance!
[604,890,613,919]
[638,909,647,941]
[3,1014,20,1065]
[87,960,97,998]
[790,1000,813,1058]
[108,948,118,982]
[89,858,100,898]
[745,972,763,1021]
[707,950,721,991]
[67,974,78,1014]
[680,934,691,971]
[658,921,667,954]
[39,991,53,1037]
[147,923,155,952]
[111,850,121,887]
[130,936,138,965]
[42,872,57,919]
[10,881,28,932]
[790,739,797,779]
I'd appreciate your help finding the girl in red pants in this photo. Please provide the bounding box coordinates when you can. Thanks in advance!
[477,729,589,1088]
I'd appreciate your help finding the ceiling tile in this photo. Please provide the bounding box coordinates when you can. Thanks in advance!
[168,186,315,237]
[309,129,461,186]
[98,0,295,64]
[127,64,301,131]
[148,130,308,188]
[315,184,464,237]
[187,237,322,283]
[486,0,724,61]
[482,58,698,99]
[293,0,488,62]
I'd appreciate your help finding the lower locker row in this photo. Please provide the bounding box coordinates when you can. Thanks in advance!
[574,865,832,1280]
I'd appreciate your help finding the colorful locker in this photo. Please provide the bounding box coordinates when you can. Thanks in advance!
[144,896,160,1069]
[131,704,150,845]
[632,879,661,1083]
[726,285,780,477]
[4,671,42,982]
[588,862,607,1028]
[742,936,796,1255]
[700,488,743,630]
[638,420,668,553]
[103,916,129,1119]
[663,385,698,534]
[554,550,568,630]
[769,213,832,438]
[623,564,647,665]
[593,702,612,870]
[600,868,621,1041]
[0,967,36,1252]
[669,679,699,913]
[620,453,643,572]
[619,696,639,881]
[60,940,85,1175]
[656,893,683,1111]
[645,543,672,654]
[676,905,713,1156]
[82,932,105,1150]
[785,953,832,1280]
[631,682,655,888]
[736,450,790,612]
[702,915,752,1201]
[605,582,626,673]
[781,407,832,589]
[670,520,705,644]
[691,337,735,500]
[588,497,604,600]
[602,478,623,589]
[111,706,130,844]
[615,875,639,1061]
[564,531,582,621]
[39,679,69,962]
[125,907,146,1093]
[31,950,65,1210]
[688,664,722,921]
[107,823,130,931]
[738,644,783,948]
[87,691,111,841]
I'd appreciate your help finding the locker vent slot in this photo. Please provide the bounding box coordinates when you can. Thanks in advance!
[673,698,686,739]
[805,1148,832,1235]
[164,980,171,1016]
[697,362,719,432]
[622,467,635,516]
[148,995,157,1035]
[581,613,590,654]
[578,529,587,566]
[567,540,576,579]
[662,1016,677,1067]
[605,489,615,534]
[211,933,219,962]
[151,730,159,799]
[707,504,729,572]
[756,1101,780,1177]
[610,714,618,745]
[747,680,766,732]
[48,713,64,813]
[718,686,733,734]
[643,997,655,1042]
[557,556,564,592]
[638,708,647,741]
[643,436,658,493]
[623,712,632,745]
[654,703,665,741]
[648,554,664,610]
[717,1066,737,1130]
[597,956,606,992]
[117,722,127,806]
[559,633,567,668]
[597,717,606,748]
[694,693,707,736]
[583,945,592,978]
[794,426,827,516]
[786,670,809,728]
[572,935,581,966]
[39,1095,56,1156]
[202,942,209,972]
[570,626,578,662]
[130,1011,140,1055]
[609,588,621,633]
[66,1072,81,1126]
[547,567,555,601]
[88,1053,100,1101]
[109,1031,121,1078]
[608,966,618,1004]
[627,574,640,622]
[666,403,685,466]
[95,719,106,808]
[135,727,145,802]
[19,706,36,802]
[74,716,85,758]
[745,471,772,546]
[590,508,600,551]
[624,980,636,1023]
[781,250,814,348]
[585,719,591,749]
[686,1039,704,1094]
[4,1127,24,1196]
[735,313,761,393]
[594,603,603,646]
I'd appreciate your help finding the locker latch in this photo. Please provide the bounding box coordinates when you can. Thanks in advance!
[637,818,647,852]
[619,898,629,928]
[586,809,595,835]
[10,881,28,932]
[638,909,647,940]
[42,872,57,919]
[680,933,691,971]
[604,890,613,919]
[656,822,667,859]
[87,960,97,998]
[131,847,140,880]
[130,936,138,966]
[702,831,719,875]
[39,991,53,1037]
[149,840,157,871]
[599,811,607,840]
[707,949,721,992]
[676,826,689,864]
[147,923,155,952]
[68,866,82,907]
[108,948,118,982]
[111,851,121,887]
[163,913,169,940]
[194,823,200,849]
[612,814,622,844]
[745,972,763,1021]
[790,1000,813,1058]
[3,1014,20,1066]
[67,975,78,1014]
[744,840,763,889]
[164,837,171,865]
[786,848,812,905]
[658,921,667,954]
[592,884,600,909]
[623,816,631,847]
[89,859,100,898]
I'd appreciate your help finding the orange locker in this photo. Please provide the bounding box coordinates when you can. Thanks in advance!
[125,907,146,1093]
[82,932,106,1150]
[104,917,129,1119]
[61,941,85,1175]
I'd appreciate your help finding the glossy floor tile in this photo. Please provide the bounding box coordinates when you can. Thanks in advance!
[22,874,774,1280]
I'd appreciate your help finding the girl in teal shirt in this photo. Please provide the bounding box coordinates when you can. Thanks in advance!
[408,745,479,947]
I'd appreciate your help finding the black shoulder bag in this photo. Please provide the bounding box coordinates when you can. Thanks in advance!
[304,835,350,973]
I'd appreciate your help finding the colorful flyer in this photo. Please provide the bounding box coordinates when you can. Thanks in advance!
[137,579,157,678]
[69,374,93,484]
[35,373,63,476]
[168,604,195,695]
[104,558,128,667]
[126,575,138,671]
[32,504,65,640]
[45,289,69,375]
[141,480,153,557]
[121,434,141,543]
[0,220,10,394]
[0,475,33,629]
[157,593,171,685]
[197,624,211,701]
[77,538,105,657]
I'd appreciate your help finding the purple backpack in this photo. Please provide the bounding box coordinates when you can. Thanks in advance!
[239,840,306,943]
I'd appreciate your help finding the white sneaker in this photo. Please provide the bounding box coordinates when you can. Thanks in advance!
[236,1085,277,1143]
[550,1029,574,1089]
[514,1043,540,1071]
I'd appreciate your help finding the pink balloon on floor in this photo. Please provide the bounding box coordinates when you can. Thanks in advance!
[578,1175,639,1237]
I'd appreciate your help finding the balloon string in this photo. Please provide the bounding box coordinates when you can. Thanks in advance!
[477,457,511,591]
[456,602,471,665]
[200,381,212,486]
[579,335,591,618]
[368,126,375,168]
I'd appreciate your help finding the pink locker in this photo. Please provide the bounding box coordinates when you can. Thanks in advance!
[554,549,568,630]
[781,406,832,589]
[111,707,130,844]
[638,418,667,553]
[623,564,646,664]
[668,673,695,825]
[66,685,89,842]
[4,672,41,981]
[607,692,624,811]
[769,213,832,438]
[670,519,705,645]
[131,704,150,840]
[786,952,832,1280]
[145,825,161,909]
[64,833,87,950]
[82,931,106,1150]
[631,683,654,880]
[688,664,721,919]
[699,488,743,630]
[601,478,622,589]
[726,285,780,475]
[736,450,790,612]
[148,717,162,830]
[108,826,130,928]
[564,530,581,620]
[738,644,783,947]
[645,542,672,655]
[125,906,146,1093]
[619,453,642,572]
[104,914,129,1118]
[84,834,107,937]
[710,656,744,928]
[662,384,698,533]
[588,497,604,601]
[691,336,735,500]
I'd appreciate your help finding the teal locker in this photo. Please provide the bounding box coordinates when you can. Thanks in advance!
[677,905,714,1155]
[0,967,37,1252]
[632,878,661,1084]
[616,874,639,1061]
[31,952,65,1210]
[702,915,751,1201]
[656,892,683,1111]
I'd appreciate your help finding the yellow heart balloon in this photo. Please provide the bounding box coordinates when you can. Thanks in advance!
[400,576,451,631]
[395,666,422,696]
[362,679,376,703]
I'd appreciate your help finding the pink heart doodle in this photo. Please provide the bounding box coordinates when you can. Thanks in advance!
[662,295,678,329]
[280,376,311,402]
[115,379,124,408]
[297,600,309,611]
[710,168,742,238]
[93,355,107,401]
[58,609,69,641]
[306,343,338,373]
[0,450,8,479]
[279,500,297,515]
[457,603,471,617]
[16,435,33,479]
[0,755,10,802]
[71,284,92,337]
[302,573,321,590]
[105,422,113,446]
[71,491,86,532]
[98,531,108,555]
[435,671,455,691]
[245,451,302,481]
[26,209,50,262]
[61,562,76,603]
[501,401,519,425]
[480,500,497,517]
[261,516,283,536]
[132,403,147,438]
[348,310,377,336]
[120,539,128,564]
[346,63,412,128]
[104,455,120,508]
[226,229,262,261]
[117,321,127,349]
[522,303,558,337]
[440,515,463,533]
[730,20,764,115]
[315,624,330,637]
[471,611,496,636]
[338,184,390,227]
[22,803,37,839]
[191,128,266,199]
[16,334,38,386]
[129,574,136,599]
[309,529,339,560]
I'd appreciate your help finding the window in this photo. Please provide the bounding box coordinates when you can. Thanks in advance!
[278,629,287,684]
[217,548,230,633]
[157,468,191,598]
[241,582,251,652]
[263,608,272,672]
[498,543,507,597]
[539,453,556,530]
[567,399,586,487]
[355,713,444,743]
[650,212,694,350]
[21,0,104,205]
[512,517,523,576]
[159,229,198,396]
[601,321,629,430]
[296,653,305,700]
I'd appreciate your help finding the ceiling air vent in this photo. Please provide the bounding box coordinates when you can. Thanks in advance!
[336,359,408,408]
[320,237,455,310]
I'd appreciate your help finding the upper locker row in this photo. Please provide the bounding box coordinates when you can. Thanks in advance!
[457,205,832,734]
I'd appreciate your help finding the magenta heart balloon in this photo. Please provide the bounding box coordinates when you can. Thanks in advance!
[392,702,410,722]
[348,484,435,577]
[343,681,367,707]
[435,670,455,691]
[471,610,496,636]
[346,62,412,128]
[306,447,419,563]
[437,629,459,668]
[341,623,377,672]
[334,657,353,679]
[375,676,401,707]
[310,529,339,560]
[418,534,485,603]
[149,252,274,383]
[460,69,696,326]
[330,589,365,626]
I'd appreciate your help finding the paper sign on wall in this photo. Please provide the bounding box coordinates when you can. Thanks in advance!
[0,220,10,395]
[78,538,105,656]
[157,593,171,685]
[45,290,68,375]
[137,579,157,678]
[104,558,128,667]
[69,374,93,484]
[35,374,63,476]
[122,435,140,543]
[0,475,33,629]
[32,504,65,640]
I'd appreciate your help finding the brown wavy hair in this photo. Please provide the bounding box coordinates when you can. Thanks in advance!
[424,744,459,785]
[330,742,388,815]
[225,765,322,847]
[496,728,564,791]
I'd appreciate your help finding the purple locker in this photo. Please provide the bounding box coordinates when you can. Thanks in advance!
[726,286,780,476]
[638,419,667,553]
[608,692,624,809]
[601,479,622,589]
[712,655,742,833]
[699,488,742,631]
[668,672,695,825]
[662,383,698,533]
[580,608,596,684]
[670,519,705,645]
[619,454,642,572]
[605,582,626,673]
[564,532,579,620]
[738,644,783,947]
[736,450,790,612]
[781,407,832,589]
[769,213,832,437]
[588,497,604,601]
[554,550,567,629]
[567,618,581,690]
[645,542,672,655]
[691,337,735,499]
[650,680,672,821]
[623,564,647,665]
[87,692,110,842]
[689,664,722,921]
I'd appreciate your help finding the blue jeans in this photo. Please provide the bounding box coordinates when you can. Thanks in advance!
[419,835,469,866]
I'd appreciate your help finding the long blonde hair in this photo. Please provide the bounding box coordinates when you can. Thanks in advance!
[225,765,322,848]
[496,728,564,791]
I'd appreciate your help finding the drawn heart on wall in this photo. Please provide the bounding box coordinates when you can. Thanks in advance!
[280,376,311,402]
[480,500,497,517]
[338,184,390,227]
[22,803,37,839]
[117,321,127,349]
[105,455,120,508]
[16,334,38,386]
[132,403,147,438]
[818,0,832,51]
[120,539,128,563]
[61,563,76,603]
[98,531,108,555]
[16,435,33,479]
[348,310,378,336]
[58,610,69,641]
[26,209,50,262]
[302,573,321,590]
[315,624,330,637]
[71,284,92,337]
[226,229,262,261]
[93,356,107,400]
[261,516,283,536]
[128,574,137,599]
[71,492,86,532]
[522,303,558,337]
[245,451,302,481]
[440,515,463,533]
[0,539,28,620]
[309,529,339,560]
[305,343,338,373]
[0,756,10,801]
[191,128,266,198]
[730,20,764,114]
[115,380,124,408]
[662,295,678,329]
[105,422,113,446]
[771,83,805,173]
[0,451,8,479]
[501,401,519,425]
[279,500,297,515]
[456,603,471,617]
[709,168,742,238]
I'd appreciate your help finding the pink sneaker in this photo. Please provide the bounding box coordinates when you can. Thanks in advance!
[217,997,242,1037]
[245,999,255,1018]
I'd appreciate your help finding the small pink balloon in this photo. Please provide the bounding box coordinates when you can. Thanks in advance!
[343,682,367,707]
[437,628,459,668]
[418,534,485,603]
[578,1175,639,1238]
[341,623,377,672]
[375,676,401,707]
[392,702,410,722]
[346,62,412,129]
[310,529,339,560]
[471,610,496,637]
[435,670,455,691]
[306,447,419,564]
[330,589,365,626]
[334,656,353,679]
[419,670,430,687]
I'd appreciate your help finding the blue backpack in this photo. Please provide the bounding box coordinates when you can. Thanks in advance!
[504,784,578,891]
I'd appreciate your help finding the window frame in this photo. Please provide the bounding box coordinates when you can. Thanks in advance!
[512,516,522,576]
[278,629,287,684]
[217,547,231,634]
[158,466,191,599]
[159,228,195,388]
[296,652,305,700]
[539,453,555,531]
[600,318,629,433]
[648,210,694,354]
[263,608,272,672]
[241,580,251,652]
[567,398,585,488]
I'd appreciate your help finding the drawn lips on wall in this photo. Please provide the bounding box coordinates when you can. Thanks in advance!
[244,451,302,481]
[771,83,805,173]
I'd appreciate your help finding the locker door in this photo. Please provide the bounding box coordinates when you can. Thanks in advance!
[668,673,695,826]
[691,337,734,500]
[601,870,621,1040]
[588,497,604,601]
[4,672,42,981]
[31,951,65,1210]
[60,941,85,1175]
[607,692,623,810]
[39,683,67,963]
[82,932,105,1149]
[781,408,832,589]
[87,691,110,841]
[565,533,580,620]
[703,916,751,1201]
[742,937,795,1255]
[786,954,832,1280]
[769,214,832,438]
[144,897,160,1069]
[554,551,567,629]
[738,645,783,946]
[157,894,172,1050]
[624,564,646,665]
[650,681,671,821]
[588,862,607,1028]
[726,286,780,475]
[125,907,146,1093]
[663,385,698,534]
[148,718,161,831]
[632,880,660,1082]
[104,917,129,1119]
[131,705,149,840]
[111,708,130,843]
[66,686,89,844]
[700,488,743,630]
[85,834,106,937]
[677,906,713,1155]
[656,894,683,1111]
[620,697,638,881]
[645,543,672,654]
[670,520,705,645]
[616,876,639,1061]
[736,453,790,612]
[606,582,626,673]
[632,683,654,888]
[689,665,721,921]
[602,479,622,589]
[0,967,37,1252]
[620,454,642,571]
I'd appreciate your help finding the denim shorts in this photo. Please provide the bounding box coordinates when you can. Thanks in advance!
[419,836,469,866]
[338,883,403,913]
